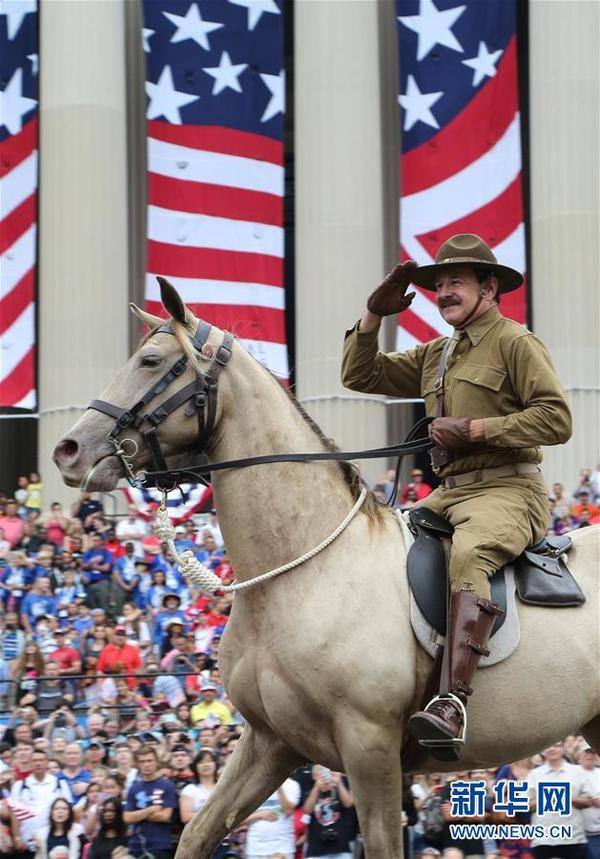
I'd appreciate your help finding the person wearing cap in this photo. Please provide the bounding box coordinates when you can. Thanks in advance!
[96,626,142,689]
[154,593,187,650]
[190,682,234,726]
[342,234,572,753]
[400,468,433,505]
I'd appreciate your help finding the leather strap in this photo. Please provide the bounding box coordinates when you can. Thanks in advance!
[442,463,540,489]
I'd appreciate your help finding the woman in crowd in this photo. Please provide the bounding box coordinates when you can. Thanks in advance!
[34,797,85,859]
[82,623,113,662]
[11,639,45,703]
[492,758,534,859]
[87,798,127,859]
[119,602,152,658]
[179,748,220,822]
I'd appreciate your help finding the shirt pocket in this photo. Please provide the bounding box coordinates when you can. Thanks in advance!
[451,363,507,415]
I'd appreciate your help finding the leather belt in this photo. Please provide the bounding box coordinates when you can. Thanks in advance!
[442,463,541,489]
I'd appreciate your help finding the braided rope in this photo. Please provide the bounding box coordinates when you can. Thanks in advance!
[154,488,367,595]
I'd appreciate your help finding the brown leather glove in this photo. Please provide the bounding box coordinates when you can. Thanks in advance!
[430,417,472,449]
[367,260,418,317]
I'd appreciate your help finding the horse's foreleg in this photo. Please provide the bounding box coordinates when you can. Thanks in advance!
[338,723,404,859]
[175,724,302,859]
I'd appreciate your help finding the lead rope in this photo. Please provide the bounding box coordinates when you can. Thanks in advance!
[154,488,367,595]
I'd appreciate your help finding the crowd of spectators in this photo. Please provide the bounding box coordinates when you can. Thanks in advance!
[0,467,598,859]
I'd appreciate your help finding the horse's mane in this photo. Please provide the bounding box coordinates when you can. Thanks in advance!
[146,319,384,523]
[261,368,384,525]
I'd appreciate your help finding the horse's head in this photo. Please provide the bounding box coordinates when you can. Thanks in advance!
[53,279,232,492]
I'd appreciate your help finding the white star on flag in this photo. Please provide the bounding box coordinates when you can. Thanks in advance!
[259,69,285,123]
[203,51,248,95]
[0,68,37,135]
[0,0,36,40]
[142,28,155,53]
[399,74,443,131]
[399,0,466,62]
[462,41,504,87]
[146,66,200,124]
[228,0,280,32]
[28,53,38,75]
[163,3,223,50]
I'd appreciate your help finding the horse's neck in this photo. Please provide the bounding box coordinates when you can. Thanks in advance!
[208,351,354,581]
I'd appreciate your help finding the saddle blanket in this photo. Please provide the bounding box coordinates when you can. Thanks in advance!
[396,510,520,667]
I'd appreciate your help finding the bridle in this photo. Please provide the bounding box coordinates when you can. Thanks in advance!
[84,321,233,490]
[83,319,434,500]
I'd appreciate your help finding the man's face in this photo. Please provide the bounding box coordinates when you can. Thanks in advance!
[14,744,32,765]
[92,536,102,549]
[543,743,564,763]
[38,577,51,594]
[138,753,158,779]
[87,715,104,734]
[31,752,48,776]
[64,745,82,767]
[14,724,33,742]
[579,750,600,770]
[435,265,493,328]
[6,502,17,517]
[171,750,190,770]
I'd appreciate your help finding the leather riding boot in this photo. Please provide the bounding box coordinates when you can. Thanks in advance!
[407,590,504,745]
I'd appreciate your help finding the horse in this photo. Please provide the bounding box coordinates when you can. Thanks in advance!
[53,279,600,858]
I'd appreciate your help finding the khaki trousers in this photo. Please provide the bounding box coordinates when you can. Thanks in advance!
[417,472,549,599]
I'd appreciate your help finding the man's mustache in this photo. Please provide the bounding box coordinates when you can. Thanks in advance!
[438,298,462,308]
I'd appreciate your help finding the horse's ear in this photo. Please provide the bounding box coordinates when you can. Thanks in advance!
[158,276,188,324]
[129,303,164,329]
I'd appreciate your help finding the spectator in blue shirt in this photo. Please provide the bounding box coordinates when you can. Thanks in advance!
[81,532,113,613]
[154,594,187,650]
[113,542,142,612]
[20,576,57,635]
[124,744,177,858]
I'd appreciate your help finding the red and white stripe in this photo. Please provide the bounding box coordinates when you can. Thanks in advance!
[145,120,288,380]
[398,38,527,350]
[0,117,37,408]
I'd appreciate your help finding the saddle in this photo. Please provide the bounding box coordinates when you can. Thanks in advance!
[406,507,585,640]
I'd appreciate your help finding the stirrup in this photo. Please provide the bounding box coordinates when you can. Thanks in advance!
[417,692,468,754]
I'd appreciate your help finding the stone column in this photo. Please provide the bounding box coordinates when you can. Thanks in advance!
[529,0,599,489]
[294,0,401,486]
[38,0,130,508]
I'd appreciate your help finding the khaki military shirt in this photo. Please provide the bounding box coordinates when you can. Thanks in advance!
[341,306,572,477]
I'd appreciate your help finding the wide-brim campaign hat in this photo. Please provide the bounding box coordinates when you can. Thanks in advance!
[410,234,524,293]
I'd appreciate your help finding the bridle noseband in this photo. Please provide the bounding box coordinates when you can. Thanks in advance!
[85,321,233,490]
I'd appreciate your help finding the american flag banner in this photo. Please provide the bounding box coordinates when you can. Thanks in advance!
[396,0,528,349]
[141,0,288,380]
[124,482,213,524]
[0,0,38,409]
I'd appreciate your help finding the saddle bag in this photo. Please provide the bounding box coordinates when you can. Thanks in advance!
[514,542,585,607]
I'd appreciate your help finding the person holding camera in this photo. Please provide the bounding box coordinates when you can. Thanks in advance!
[302,766,356,859]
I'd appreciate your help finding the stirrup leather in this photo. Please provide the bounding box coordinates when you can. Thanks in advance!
[417,692,468,751]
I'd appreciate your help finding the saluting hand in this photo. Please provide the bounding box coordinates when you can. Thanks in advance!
[367,260,418,317]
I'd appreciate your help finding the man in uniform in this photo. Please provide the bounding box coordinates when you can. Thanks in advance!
[341,234,572,751]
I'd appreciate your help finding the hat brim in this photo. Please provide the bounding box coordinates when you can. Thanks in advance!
[411,259,523,293]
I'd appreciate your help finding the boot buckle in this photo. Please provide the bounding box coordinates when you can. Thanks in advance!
[417,693,468,751]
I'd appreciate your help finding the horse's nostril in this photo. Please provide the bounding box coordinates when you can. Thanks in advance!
[55,438,79,461]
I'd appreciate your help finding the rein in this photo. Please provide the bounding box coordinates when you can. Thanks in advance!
[83,317,434,595]
[84,318,434,493]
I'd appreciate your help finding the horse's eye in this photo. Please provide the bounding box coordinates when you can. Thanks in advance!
[140,355,161,368]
